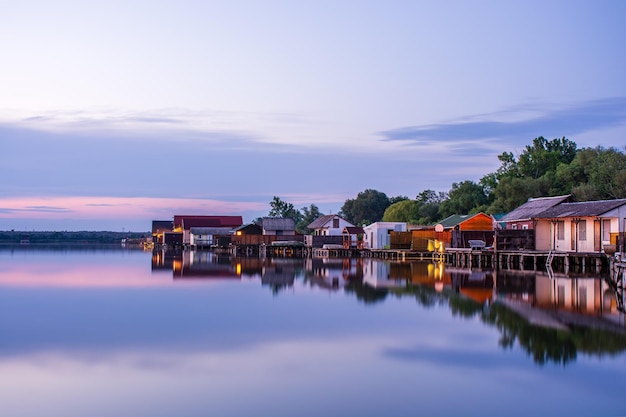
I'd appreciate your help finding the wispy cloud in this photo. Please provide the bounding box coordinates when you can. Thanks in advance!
[380,97,626,145]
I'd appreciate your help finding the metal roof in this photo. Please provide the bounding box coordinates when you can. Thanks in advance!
[262,217,295,231]
[535,198,626,218]
[307,214,350,229]
[499,195,572,222]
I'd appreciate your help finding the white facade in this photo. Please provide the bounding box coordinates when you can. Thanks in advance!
[363,222,407,249]
[310,215,354,236]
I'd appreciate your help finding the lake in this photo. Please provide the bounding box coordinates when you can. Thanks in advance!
[1,246,625,417]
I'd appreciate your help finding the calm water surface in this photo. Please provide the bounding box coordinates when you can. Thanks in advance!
[1,246,625,417]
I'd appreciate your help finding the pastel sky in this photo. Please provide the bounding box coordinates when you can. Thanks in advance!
[2,0,625,231]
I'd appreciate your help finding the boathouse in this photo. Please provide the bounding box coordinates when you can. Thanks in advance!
[305,215,353,248]
[307,214,354,236]
[152,220,174,244]
[261,217,296,236]
[436,212,495,248]
[533,198,626,253]
[363,222,407,249]
[499,195,572,230]
[173,215,243,245]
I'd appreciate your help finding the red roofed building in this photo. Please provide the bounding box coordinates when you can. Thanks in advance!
[173,215,244,245]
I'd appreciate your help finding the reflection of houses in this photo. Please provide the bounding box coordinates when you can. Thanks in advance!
[448,267,495,305]
[151,248,240,279]
[363,222,407,249]
[533,199,626,253]
[261,259,299,290]
[305,215,353,248]
[362,259,407,288]
[304,257,363,289]
[497,270,620,316]
[177,251,240,279]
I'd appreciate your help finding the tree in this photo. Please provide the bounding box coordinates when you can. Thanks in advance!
[339,189,390,225]
[438,181,488,218]
[517,136,577,179]
[268,196,303,224]
[297,204,324,234]
[383,200,418,222]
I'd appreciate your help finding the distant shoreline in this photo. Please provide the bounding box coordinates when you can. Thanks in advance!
[0,230,150,245]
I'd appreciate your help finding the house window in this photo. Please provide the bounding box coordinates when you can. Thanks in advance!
[333,218,339,228]
[557,221,565,240]
[579,220,587,241]
[522,224,529,230]
[602,219,611,241]
[512,224,517,230]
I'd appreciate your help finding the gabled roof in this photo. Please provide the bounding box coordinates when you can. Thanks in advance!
[232,223,263,234]
[438,214,471,228]
[262,217,295,231]
[343,226,364,234]
[436,212,493,229]
[307,214,352,229]
[535,199,626,218]
[500,195,572,222]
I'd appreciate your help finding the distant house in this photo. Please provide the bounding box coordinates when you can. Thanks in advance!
[363,222,407,249]
[232,223,262,236]
[152,220,173,244]
[533,199,626,253]
[307,214,354,236]
[173,215,243,245]
[304,215,354,248]
[499,195,572,230]
[261,217,296,236]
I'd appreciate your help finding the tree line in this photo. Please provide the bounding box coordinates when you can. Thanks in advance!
[267,137,626,231]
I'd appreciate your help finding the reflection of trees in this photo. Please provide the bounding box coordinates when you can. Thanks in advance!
[344,279,389,304]
[390,282,626,366]
[482,304,577,365]
[448,294,484,318]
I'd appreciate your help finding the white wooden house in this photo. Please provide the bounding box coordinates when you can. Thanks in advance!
[533,199,626,253]
[307,215,354,236]
[363,222,407,249]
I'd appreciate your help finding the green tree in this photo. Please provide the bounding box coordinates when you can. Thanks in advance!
[297,204,324,234]
[268,196,303,224]
[438,181,488,217]
[339,189,390,225]
[383,199,418,222]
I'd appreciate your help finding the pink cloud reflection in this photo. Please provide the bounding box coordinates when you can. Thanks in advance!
[0,261,171,287]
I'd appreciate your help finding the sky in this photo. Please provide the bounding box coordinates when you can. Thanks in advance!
[2,0,626,231]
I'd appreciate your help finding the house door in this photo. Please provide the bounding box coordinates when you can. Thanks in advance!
[571,222,576,251]
[594,220,601,252]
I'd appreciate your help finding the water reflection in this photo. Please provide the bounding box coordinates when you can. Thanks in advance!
[149,249,626,366]
[1,247,626,416]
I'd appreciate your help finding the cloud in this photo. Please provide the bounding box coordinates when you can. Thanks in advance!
[380,97,626,145]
